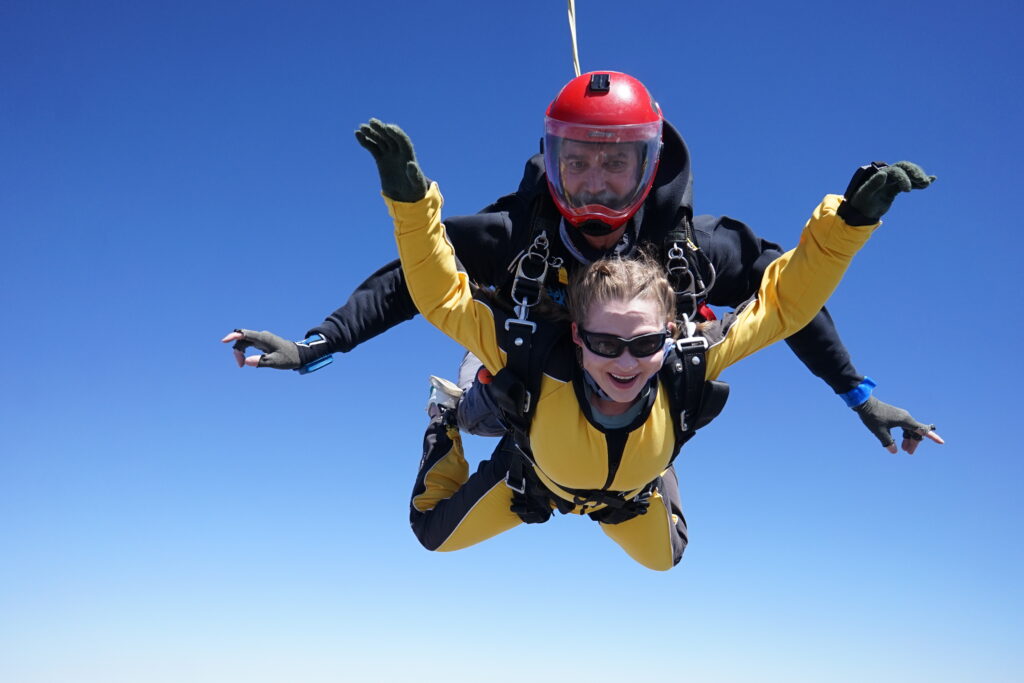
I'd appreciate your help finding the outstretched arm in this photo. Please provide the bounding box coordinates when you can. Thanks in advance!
[223,121,517,369]
[706,161,942,451]
[702,217,864,394]
[359,119,508,374]
[306,209,517,353]
[702,163,942,453]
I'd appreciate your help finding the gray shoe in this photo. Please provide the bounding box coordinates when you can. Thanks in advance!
[426,375,463,419]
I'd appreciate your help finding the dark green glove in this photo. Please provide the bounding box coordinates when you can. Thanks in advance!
[853,396,937,454]
[355,118,430,202]
[843,161,935,223]
[231,329,325,370]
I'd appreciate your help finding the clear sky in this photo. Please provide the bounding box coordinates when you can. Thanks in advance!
[2,1,1022,681]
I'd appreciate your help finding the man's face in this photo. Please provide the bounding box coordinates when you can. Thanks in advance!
[558,140,642,211]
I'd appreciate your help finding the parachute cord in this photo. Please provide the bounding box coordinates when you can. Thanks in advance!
[567,0,581,77]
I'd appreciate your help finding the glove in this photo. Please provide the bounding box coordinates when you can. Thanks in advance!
[853,396,942,454]
[840,161,935,224]
[227,329,327,369]
[354,118,430,202]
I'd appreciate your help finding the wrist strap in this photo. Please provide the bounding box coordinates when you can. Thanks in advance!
[840,376,876,408]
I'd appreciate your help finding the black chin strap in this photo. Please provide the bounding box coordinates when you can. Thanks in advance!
[575,219,618,237]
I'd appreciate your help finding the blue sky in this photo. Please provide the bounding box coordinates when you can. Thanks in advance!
[2,1,1022,681]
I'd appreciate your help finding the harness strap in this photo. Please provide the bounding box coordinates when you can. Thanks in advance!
[500,436,559,524]
[659,336,728,466]
[585,483,656,525]
[664,215,715,321]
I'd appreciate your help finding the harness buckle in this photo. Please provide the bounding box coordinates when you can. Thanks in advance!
[504,471,527,494]
[674,313,708,353]
[504,317,538,334]
[510,233,550,309]
[675,336,708,353]
[666,242,693,290]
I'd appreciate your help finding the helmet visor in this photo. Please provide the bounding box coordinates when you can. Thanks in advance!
[544,118,662,226]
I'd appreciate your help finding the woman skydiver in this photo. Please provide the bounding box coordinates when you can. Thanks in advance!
[362,119,938,571]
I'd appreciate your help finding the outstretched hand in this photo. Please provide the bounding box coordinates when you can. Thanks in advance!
[221,329,327,370]
[853,396,945,454]
[355,118,429,202]
[847,161,935,222]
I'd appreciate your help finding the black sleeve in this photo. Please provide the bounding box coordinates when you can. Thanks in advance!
[306,212,516,354]
[306,258,417,353]
[697,214,864,395]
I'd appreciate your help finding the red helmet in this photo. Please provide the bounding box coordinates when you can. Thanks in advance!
[544,71,663,234]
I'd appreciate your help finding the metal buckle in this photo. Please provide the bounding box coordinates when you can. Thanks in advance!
[673,314,707,352]
[667,243,693,287]
[504,317,537,334]
[509,233,550,309]
[504,472,527,494]
[675,336,708,352]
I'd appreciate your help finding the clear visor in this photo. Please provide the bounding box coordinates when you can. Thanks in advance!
[544,118,662,225]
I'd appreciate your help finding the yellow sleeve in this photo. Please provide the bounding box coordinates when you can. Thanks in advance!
[385,182,506,373]
[706,194,879,380]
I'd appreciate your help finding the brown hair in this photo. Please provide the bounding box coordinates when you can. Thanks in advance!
[566,252,675,327]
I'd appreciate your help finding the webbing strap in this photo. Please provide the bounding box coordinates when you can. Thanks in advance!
[665,216,716,321]
[665,218,699,318]
[660,337,711,462]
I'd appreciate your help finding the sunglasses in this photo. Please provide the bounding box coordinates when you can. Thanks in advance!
[577,327,669,358]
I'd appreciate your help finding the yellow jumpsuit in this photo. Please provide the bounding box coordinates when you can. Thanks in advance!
[389,183,878,570]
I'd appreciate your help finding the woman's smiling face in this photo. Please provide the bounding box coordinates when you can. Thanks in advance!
[571,295,668,405]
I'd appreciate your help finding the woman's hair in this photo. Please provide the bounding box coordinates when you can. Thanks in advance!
[566,251,675,327]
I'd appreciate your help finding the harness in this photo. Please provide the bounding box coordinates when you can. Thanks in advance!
[664,213,717,321]
[488,196,729,526]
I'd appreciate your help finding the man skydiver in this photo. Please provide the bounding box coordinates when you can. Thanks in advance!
[223,71,941,454]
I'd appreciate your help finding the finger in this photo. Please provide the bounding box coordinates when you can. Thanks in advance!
[360,120,388,145]
[869,423,896,450]
[232,349,245,368]
[221,331,243,343]
[871,428,897,450]
[901,429,943,454]
[355,129,383,157]
[886,442,898,454]
[236,329,283,354]
[244,354,263,367]
[885,166,912,193]
[854,170,887,201]
[368,119,396,154]
[893,161,935,189]
[902,428,924,443]
[383,125,412,155]
[896,414,932,434]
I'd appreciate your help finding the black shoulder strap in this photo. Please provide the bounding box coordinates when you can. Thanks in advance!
[660,336,730,463]
[490,316,564,522]
[488,216,558,494]
[501,192,563,297]
[664,215,715,320]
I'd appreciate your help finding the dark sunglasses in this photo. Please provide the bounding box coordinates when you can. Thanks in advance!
[577,327,669,358]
